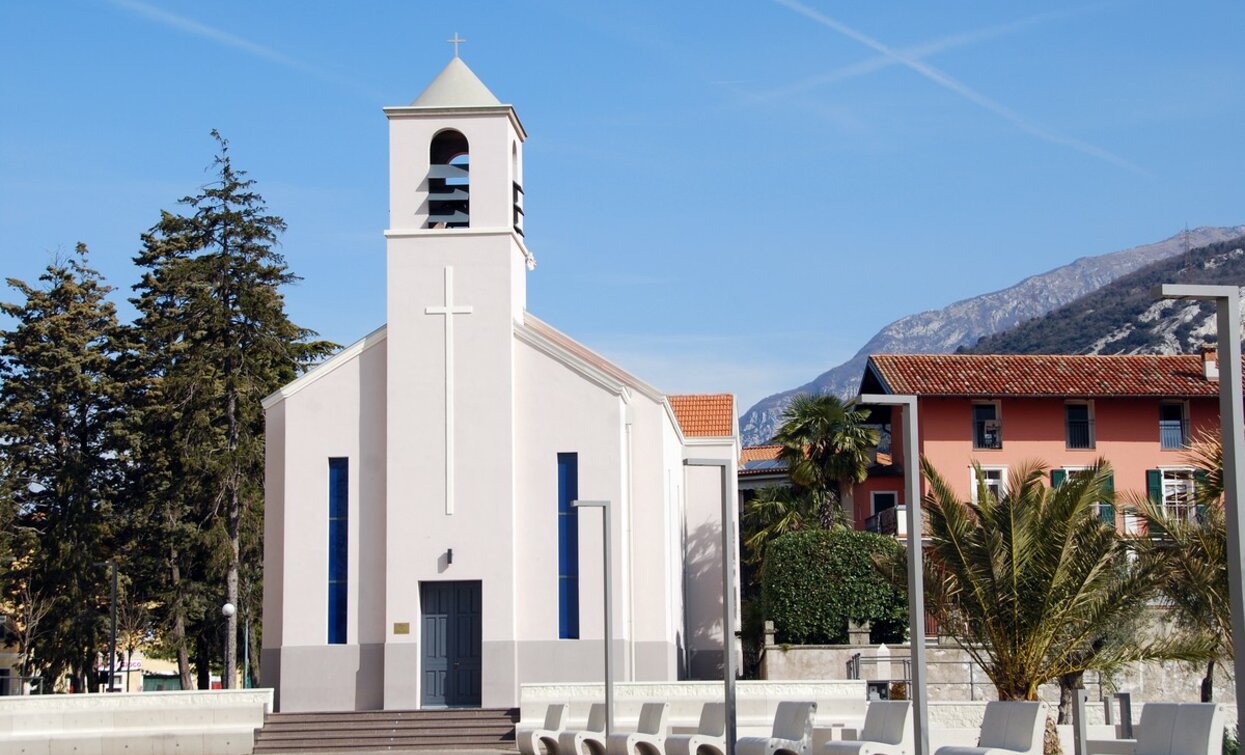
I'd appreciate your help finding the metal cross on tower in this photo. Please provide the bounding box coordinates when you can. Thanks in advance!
[448,32,465,57]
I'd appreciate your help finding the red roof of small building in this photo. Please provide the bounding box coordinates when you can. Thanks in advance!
[740,445,782,464]
[669,394,735,437]
[868,353,1221,397]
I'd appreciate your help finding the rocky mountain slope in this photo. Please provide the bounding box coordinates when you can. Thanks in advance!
[964,234,1245,356]
[739,225,1245,445]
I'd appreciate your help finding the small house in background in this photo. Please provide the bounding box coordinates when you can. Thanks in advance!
[853,350,1225,535]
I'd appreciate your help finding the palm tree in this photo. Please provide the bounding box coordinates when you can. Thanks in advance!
[905,458,1208,743]
[1134,429,1231,701]
[741,484,818,570]
[772,394,878,528]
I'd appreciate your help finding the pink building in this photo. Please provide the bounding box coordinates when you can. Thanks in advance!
[852,351,1224,536]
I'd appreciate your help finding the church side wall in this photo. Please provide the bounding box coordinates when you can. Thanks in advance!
[682,438,741,680]
[512,338,635,689]
[625,398,682,681]
[263,337,388,712]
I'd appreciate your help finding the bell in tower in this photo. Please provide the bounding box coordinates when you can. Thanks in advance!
[427,129,470,228]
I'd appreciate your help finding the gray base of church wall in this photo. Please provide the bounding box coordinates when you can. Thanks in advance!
[271,644,385,712]
[261,647,281,710]
[383,642,420,710]
[633,641,678,680]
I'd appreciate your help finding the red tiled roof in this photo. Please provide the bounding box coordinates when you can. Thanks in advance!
[868,353,1221,397]
[669,394,735,437]
[740,445,782,464]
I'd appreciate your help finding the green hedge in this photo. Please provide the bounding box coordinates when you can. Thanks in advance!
[761,528,907,645]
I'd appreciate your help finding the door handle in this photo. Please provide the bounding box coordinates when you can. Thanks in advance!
[453,662,460,669]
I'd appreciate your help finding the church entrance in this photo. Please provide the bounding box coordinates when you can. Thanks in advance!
[420,581,482,708]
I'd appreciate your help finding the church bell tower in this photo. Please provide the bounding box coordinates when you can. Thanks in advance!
[380,53,532,709]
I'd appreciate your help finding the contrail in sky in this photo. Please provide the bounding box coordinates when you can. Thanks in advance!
[107,0,382,99]
[750,6,1101,104]
[770,0,1145,174]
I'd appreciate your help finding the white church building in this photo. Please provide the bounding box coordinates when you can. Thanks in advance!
[261,55,741,712]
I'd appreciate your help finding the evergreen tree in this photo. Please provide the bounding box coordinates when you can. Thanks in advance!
[130,131,333,687]
[0,245,128,691]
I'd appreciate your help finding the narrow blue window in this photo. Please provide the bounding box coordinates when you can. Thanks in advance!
[557,453,580,639]
[328,458,348,644]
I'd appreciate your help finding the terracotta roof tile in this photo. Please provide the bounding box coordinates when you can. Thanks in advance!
[669,394,735,437]
[740,445,782,463]
[868,353,1221,397]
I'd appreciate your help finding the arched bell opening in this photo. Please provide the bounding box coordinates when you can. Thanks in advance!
[428,129,469,228]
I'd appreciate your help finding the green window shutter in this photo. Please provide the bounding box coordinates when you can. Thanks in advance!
[1193,470,1209,522]
[1051,469,1067,488]
[1100,474,1115,527]
[1146,469,1162,503]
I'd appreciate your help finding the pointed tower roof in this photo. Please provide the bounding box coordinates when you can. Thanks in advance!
[411,57,502,108]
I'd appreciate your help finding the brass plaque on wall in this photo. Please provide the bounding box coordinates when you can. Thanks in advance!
[393,622,410,635]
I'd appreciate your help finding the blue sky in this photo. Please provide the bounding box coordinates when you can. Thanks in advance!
[2,1,1242,413]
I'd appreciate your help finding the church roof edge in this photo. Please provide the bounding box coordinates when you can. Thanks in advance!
[262,325,388,410]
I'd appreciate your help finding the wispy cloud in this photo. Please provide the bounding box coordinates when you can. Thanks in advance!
[107,0,382,99]
[747,7,1097,105]
[769,0,1145,174]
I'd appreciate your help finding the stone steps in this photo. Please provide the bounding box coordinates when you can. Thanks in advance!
[252,707,519,753]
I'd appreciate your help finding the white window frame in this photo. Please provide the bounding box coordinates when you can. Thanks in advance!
[1064,400,1095,450]
[971,465,1007,503]
[1159,466,1198,523]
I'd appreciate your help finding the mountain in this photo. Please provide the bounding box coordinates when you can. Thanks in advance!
[963,234,1245,356]
[739,225,1245,446]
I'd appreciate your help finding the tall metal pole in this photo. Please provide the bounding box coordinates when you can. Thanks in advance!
[108,562,117,692]
[684,458,737,755]
[859,394,928,755]
[1156,284,1245,734]
[574,500,613,736]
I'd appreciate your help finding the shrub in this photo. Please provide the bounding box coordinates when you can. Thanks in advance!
[761,528,907,645]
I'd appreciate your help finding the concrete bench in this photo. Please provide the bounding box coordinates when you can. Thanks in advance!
[0,689,273,755]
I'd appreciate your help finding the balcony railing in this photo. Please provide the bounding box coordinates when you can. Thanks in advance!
[1066,420,1093,449]
[865,506,908,537]
[1160,420,1187,450]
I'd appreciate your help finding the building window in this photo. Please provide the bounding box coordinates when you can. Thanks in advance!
[871,491,898,513]
[972,402,1002,449]
[972,467,1006,503]
[1147,468,1199,523]
[1051,467,1115,527]
[1065,402,1094,449]
[1159,401,1188,450]
[557,453,580,639]
[328,458,348,645]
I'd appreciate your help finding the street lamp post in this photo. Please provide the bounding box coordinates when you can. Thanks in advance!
[221,602,236,690]
[1154,284,1245,732]
[573,499,613,736]
[857,394,927,755]
[95,561,118,692]
[683,458,738,755]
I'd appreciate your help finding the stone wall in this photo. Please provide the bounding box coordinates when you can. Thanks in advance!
[761,641,1237,704]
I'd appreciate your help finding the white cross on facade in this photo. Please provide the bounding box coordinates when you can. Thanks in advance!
[425,266,473,515]
[448,32,465,58]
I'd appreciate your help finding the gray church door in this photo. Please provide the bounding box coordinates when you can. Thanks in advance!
[420,581,482,707]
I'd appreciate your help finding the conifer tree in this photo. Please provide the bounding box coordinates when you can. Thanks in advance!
[0,245,127,691]
[130,132,333,687]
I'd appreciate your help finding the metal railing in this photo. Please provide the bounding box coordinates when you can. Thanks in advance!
[847,652,1105,702]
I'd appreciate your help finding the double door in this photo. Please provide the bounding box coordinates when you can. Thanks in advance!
[420,581,482,707]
